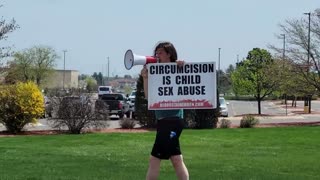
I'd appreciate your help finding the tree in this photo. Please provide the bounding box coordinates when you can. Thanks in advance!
[85,76,97,92]
[4,62,22,84]
[218,69,233,95]
[124,74,132,79]
[6,46,57,86]
[123,84,132,95]
[274,59,316,106]
[226,64,235,74]
[97,72,103,85]
[0,6,19,65]
[231,48,279,114]
[92,72,98,81]
[32,46,57,85]
[92,72,103,86]
[269,8,320,94]
[79,74,89,81]
[135,74,156,127]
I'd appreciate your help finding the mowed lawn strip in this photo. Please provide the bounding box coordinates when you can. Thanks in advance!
[0,126,319,180]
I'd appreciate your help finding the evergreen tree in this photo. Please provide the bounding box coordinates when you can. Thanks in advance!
[184,91,220,129]
[135,75,156,127]
[98,72,103,85]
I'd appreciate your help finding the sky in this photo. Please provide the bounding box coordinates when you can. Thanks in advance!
[2,0,320,77]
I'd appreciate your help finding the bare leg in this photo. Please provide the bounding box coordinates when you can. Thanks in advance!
[170,155,189,180]
[146,155,161,180]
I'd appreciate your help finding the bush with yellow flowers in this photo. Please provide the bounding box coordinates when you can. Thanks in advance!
[0,82,44,133]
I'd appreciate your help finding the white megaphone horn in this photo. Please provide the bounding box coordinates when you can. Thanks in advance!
[124,49,157,70]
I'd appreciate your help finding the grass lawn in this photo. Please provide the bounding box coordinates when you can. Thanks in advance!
[0,126,320,180]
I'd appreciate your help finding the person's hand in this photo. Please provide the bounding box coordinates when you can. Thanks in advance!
[141,65,148,79]
[176,60,185,67]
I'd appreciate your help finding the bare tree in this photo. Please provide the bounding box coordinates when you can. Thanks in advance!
[47,95,109,134]
[0,5,19,72]
[269,9,320,92]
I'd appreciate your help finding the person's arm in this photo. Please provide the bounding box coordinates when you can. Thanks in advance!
[141,66,148,99]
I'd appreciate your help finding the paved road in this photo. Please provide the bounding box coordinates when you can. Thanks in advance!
[228,100,289,117]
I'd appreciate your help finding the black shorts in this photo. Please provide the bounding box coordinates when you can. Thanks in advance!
[151,117,184,160]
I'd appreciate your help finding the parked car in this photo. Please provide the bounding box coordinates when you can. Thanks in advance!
[126,101,136,119]
[98,86,113,99]
[129,90,136,103]
[99,93,130,119]
[219,97,229,117]
[126,91,136,119]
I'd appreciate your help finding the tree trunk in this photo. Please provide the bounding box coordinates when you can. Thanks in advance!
[258,99,262,114]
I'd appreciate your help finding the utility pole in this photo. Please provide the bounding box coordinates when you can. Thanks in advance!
[107,57,110,81]
[303,12,312,113]
[304,12,311,66]
[218,48,221,89]
[63,50,67,90]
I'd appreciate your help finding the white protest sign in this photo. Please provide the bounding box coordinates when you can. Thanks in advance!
[147,62,217,110]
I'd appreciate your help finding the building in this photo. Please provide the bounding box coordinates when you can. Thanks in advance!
[107,78,137,90]
[44,70,79,89]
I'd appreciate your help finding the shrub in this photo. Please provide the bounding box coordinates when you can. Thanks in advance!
[240,115,259,128]
[0,82,44,133]
[184,109,197,128]
[48,95,108,134]
[94,99,109,120]
[195,109,219,129]
[184,109,219,129]
[119,118,136,129]
[220,118,231,128]
[184,92,220,129]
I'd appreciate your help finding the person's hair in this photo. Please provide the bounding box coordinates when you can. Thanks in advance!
[153,41,178,62]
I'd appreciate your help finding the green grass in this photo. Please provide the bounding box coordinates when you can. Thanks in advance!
[0,127,320,180]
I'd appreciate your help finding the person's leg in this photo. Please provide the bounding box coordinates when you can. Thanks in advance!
[146,155,161,180]
[170,155,189,180]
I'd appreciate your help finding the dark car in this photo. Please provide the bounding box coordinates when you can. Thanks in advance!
[99,93,130,119]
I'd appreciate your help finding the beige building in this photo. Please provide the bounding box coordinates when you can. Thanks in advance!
[44,70,79,89]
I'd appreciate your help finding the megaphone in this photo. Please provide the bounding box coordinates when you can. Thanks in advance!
[124,49,157,70]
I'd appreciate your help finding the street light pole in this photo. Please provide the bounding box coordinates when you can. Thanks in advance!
[303,12,312,113]
[63,50,67,90]
[107,56,110,81]
[218,48,221,89]
[280,34,287,115]
[304,12,311,66]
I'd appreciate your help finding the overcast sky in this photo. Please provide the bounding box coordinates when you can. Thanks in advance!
[2,0,320,77]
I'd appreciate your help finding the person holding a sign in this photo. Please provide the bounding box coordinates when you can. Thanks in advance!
[141,41,189,180]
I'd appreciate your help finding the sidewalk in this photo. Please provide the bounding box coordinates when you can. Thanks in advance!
[224,115,320,127]
[224,100,320,127]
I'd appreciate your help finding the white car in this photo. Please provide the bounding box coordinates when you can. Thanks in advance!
[127,91,136,119]
[219,97,229,117]
[98,86,113,98]
[129,90,136,103]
